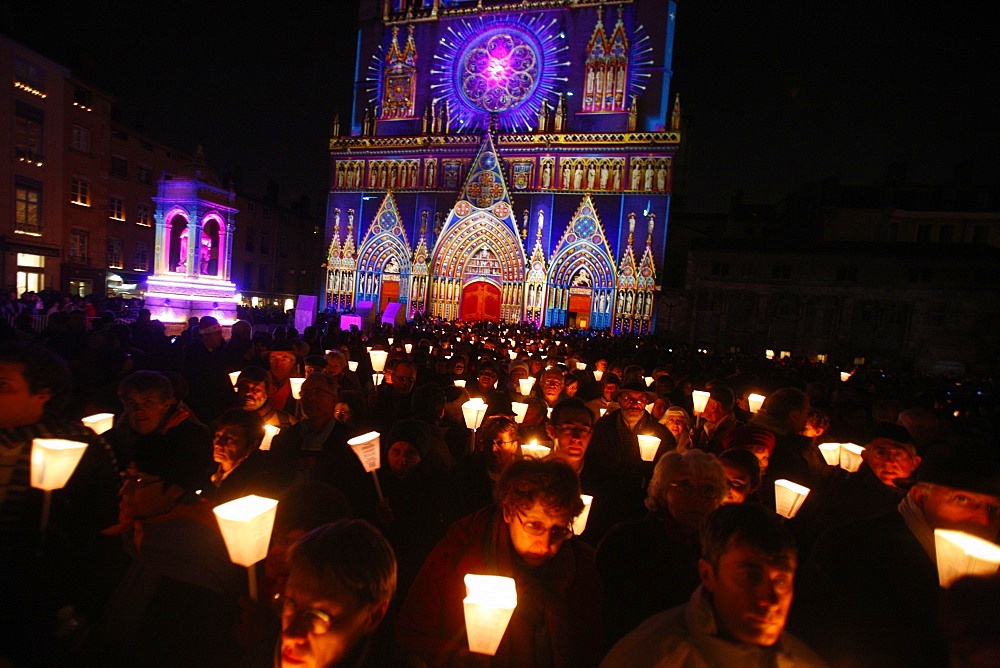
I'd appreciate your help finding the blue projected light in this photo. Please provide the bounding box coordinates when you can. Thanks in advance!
[431,15,568,132]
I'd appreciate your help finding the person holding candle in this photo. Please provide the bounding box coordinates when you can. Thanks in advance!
[690,383,743,455]
[602,503,823,667]
[369,359,418,432]
[235,366,296,429]
[201,408,293,504]
[585,372,621,421]
[263,339,302,415]
[180,315,239,424]
[718,447,762,505]
[596,449,728,649]
[396,458,604,667]
[0,343,120,666]
[662,405,693,453]
[790,434,1000,667]
[585,380,674,537]
[94,433,243,665]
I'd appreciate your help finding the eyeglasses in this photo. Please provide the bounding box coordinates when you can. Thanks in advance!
[119,473,162,490]
[619,394,647,407]
[669,479,721,500]
[279,594,333,636]
[516,512,573,542]
[665,418,688,426]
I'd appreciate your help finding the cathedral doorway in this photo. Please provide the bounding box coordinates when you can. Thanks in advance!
[380,278,400,312]
[460,280,502,322]
[568,290,593,329]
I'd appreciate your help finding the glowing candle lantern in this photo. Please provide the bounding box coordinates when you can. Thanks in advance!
[347,360,358,372]
[366,346,372,353]
[521,443,551,459]
[593,370,604,382]
[511,402,528,424]
[747,393,765,414]
[644,376,654,387]
[463,574,517,656]
[637,435,661,462]
[260,424,280,451]
[372,373,384,386]
[839,443,865,473]
[573,494,594,535]
[31,439,88,491]
[599,408,606,417]
[765,349,775,360]
[462,398,488,431]
[369,350,388,373]
[773,479,810,518]
[82,413,115,434]
[547,407,552,419]
[818,443,841,467]
[840,371,851,382]
[347,431,382,473]
[508,350,517,361]
[691,390,711,415]
[347,431,385,503]
[387,337,394,346]
[289,377,306,400]
[518,377,536,395]
[934,529,1000,588]
[228,371,241,387]
[454,379,467,388]
[213,494,279,599]
[645,402,655,414]
[576,362,587,371]
[405,343,413,354]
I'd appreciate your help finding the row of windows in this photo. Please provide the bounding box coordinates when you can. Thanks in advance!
[243,228,288,257]
[106,239,150,271]
[889,222,991,244]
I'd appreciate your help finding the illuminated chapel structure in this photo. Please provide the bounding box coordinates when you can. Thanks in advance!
[324,0,679,333]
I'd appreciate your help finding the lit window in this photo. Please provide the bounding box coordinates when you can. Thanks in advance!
[109,197,125,221]
[15,102,44,162]
[15,178,43,235]
[107,239,124,268]
[14,58,46,97]
[136,204,151,226]
[71,178,91,206]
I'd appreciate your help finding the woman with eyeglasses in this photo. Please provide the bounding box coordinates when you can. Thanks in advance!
[596,449,728,651]
[396,458,604,667]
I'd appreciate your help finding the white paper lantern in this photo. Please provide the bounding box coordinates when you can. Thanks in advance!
[260,424,280,451]
[213,494,279,567]
[347,431,382,472]
[839,443,865,473]
[31,439,88,490]
[347,360,359,372]
[692,390,711,415]
[463,574,517,656]
[572,494,594,535]
[454,379,467,388]
[747,393,765,414]
[511,402,528,424]
[593,370,604,382]
[462,398,488,430]
[289,377,306,400]
[934,529,1000,588]
[82,413,115,435]
[774,479,810,518]
[637,434,661,462]
[228,371,241,387]
[521,443,551,459]
[369,350,389,373]
[518,377,536,395]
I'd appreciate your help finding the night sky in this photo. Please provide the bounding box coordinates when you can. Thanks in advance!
[5,1,998,213]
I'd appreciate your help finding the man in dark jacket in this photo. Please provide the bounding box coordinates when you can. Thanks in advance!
[790,434,1000,667]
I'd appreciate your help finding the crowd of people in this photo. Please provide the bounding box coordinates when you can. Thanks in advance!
[2,310,999,666]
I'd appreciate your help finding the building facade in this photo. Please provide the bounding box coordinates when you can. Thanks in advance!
[325,0,679,333]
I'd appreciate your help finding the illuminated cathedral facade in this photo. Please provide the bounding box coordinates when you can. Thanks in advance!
[324,0,679,333]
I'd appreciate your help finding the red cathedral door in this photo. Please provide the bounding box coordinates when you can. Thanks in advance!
[460,281,502,322]
[380,280,400,312]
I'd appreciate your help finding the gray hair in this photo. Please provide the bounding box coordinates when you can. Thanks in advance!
[645,449,728,512]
